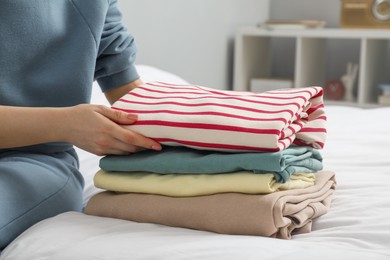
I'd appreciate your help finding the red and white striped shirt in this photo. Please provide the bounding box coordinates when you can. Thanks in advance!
[112,82,327,152]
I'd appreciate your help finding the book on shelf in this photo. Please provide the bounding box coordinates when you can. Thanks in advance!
[260,19,326,30]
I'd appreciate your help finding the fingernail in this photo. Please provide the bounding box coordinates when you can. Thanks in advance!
[151,145,162,151]
[127,114,138,120]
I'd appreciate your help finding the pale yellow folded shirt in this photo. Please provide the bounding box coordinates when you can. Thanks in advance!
[94,170,315,197]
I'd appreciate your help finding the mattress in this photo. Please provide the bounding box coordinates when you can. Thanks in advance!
[1,65,389,260]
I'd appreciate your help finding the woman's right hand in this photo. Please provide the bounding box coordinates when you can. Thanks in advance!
[61,104,162,156]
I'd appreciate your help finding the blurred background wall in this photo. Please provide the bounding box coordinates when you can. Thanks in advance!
[119,0,269,89]
[119,0,349,89]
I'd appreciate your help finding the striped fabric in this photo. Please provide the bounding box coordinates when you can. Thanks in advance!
[112,82,327,152]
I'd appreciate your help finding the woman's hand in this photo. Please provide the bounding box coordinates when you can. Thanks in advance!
[62,104,162,156]
[0,79,160,155]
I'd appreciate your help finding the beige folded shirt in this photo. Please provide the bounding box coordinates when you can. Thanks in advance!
[94,170,315,196]
[85,170,336,239]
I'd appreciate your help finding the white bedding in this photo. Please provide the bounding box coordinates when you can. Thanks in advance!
[1,66,390,260]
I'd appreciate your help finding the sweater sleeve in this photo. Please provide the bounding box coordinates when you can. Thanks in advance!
[95,0,139,92]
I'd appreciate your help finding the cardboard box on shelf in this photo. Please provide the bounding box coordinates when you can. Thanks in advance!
[340,0,390,29]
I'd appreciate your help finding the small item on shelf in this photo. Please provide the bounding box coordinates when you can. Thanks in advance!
[378,95,390,105]
[250,78,293,93]
[324,79,346,101]
[261,19,326,30]
[341,62,359,102]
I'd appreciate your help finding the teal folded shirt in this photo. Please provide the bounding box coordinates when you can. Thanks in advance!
[99,146,323,183]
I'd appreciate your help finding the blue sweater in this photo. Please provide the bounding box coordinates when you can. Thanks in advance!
[0,0,138,107]
[0,0,139,153]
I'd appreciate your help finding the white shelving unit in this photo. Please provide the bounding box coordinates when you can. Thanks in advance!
[233,27,390,106]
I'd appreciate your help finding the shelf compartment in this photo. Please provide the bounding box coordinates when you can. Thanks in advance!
[233,27,390,106]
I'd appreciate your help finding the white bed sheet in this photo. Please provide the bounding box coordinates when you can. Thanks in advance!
[1,66,390,260]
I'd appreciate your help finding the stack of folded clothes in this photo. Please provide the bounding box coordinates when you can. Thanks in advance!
[85,82,336,239]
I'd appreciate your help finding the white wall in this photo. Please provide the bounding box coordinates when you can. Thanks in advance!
[270,0,340,27]
[118,0,269,89]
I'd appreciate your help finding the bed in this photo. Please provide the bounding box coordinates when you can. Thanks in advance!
[1,65,389,260]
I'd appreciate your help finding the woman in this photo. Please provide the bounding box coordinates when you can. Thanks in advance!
[0,0,161,250]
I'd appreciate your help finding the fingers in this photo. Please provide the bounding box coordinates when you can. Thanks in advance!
[93,104,162,153]
[97,105,138,125]
[100,142,143,156]
[100,134,160,155]
[114,126,162,151]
